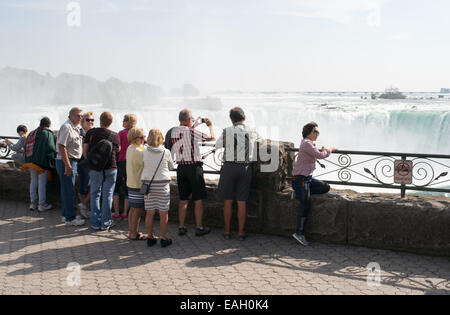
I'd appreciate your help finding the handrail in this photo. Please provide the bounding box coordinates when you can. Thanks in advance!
[285,148,450,159]
[1,135,448,197]
[286,147,450,197]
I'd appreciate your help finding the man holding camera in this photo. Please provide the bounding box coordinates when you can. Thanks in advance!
[170,109,215,237]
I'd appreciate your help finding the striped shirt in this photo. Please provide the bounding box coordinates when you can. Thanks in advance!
[170,126,208,164]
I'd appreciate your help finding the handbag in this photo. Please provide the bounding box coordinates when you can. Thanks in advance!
[140,151,165,195]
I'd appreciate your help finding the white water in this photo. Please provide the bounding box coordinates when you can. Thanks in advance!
[1,92,449,195]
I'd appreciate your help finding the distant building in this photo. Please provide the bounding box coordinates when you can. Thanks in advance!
[440,88,450,93]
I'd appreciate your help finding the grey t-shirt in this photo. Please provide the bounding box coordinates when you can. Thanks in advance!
[215,122,262,163]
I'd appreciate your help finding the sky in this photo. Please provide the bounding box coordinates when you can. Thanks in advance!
[0,0,449,93]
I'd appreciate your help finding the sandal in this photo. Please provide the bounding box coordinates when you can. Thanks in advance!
[121,215,128,220]
[238,234,247,241]
[129,233,146,241]
[223,233,231,240]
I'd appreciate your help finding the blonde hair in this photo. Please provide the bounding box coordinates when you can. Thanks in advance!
[83,112,94,119]
[127,128,145,144]
[124,114,137,129]
[147,129,164,147]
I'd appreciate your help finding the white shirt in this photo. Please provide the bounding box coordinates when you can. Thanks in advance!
[141,146,175,182]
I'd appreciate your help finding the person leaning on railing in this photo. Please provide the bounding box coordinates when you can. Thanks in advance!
[292,122,337,246]
[3,125,28,167]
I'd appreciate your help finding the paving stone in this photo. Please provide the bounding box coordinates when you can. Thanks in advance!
[0,200,449,295]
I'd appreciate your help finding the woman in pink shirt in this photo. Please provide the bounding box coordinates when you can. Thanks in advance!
[113,114,137,220]
[292,122,336,246]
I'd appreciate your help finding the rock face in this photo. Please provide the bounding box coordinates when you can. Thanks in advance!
[1,140,449,257]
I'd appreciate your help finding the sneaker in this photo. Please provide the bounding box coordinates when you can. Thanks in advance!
[62,215,81,222]
[91,225,101,231]
[147,237,157,247]
[65,217,85,226]
[293,233,309,246]
[160,238,173,248]
[29,202,38,211]
[77,203,89,219]
[178,227,188,236]
[38,203,53,212]
[195,227,211,237]
[101,221,116,231]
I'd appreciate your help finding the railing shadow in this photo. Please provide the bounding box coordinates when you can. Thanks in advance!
[1,200,449,293]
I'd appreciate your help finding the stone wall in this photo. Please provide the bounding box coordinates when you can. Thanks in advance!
[1,140,449,257]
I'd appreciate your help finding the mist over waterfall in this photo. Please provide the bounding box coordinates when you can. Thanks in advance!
[0,67,163,108]
[0,68,449,157]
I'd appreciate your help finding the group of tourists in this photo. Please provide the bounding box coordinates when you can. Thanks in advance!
[3,106,336,247]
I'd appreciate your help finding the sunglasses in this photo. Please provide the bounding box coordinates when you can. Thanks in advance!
[74,114,83,118]
[138,136,145,140]
[313,130,320,135]
[85,118,94,122]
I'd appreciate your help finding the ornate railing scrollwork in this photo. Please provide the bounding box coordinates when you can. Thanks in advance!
[372,157,396,185]
[337,154,352,168]
[286,147,450,197]
[0,136,15,159]
[410,158,435,187]
[0,145,10,159]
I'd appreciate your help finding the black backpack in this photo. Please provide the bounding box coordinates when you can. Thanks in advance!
[164,127,174,151]
[87,131,115,171]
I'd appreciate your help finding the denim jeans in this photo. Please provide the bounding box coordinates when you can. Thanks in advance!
[55,159,78,222]
[77,161,90,197]
[292,176,330,235]
[29,169,48,206]
[89,169,117,229]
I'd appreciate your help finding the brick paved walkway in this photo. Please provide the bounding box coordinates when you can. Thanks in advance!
[0,200,449,295]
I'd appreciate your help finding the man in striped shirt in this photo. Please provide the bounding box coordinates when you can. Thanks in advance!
[171,109,216,237]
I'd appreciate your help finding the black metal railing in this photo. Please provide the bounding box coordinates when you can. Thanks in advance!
[2,135,449,197]
[286,148,450,197]
[0,136,19,160]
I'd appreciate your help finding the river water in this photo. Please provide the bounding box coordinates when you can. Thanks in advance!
[1,91,449,195]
